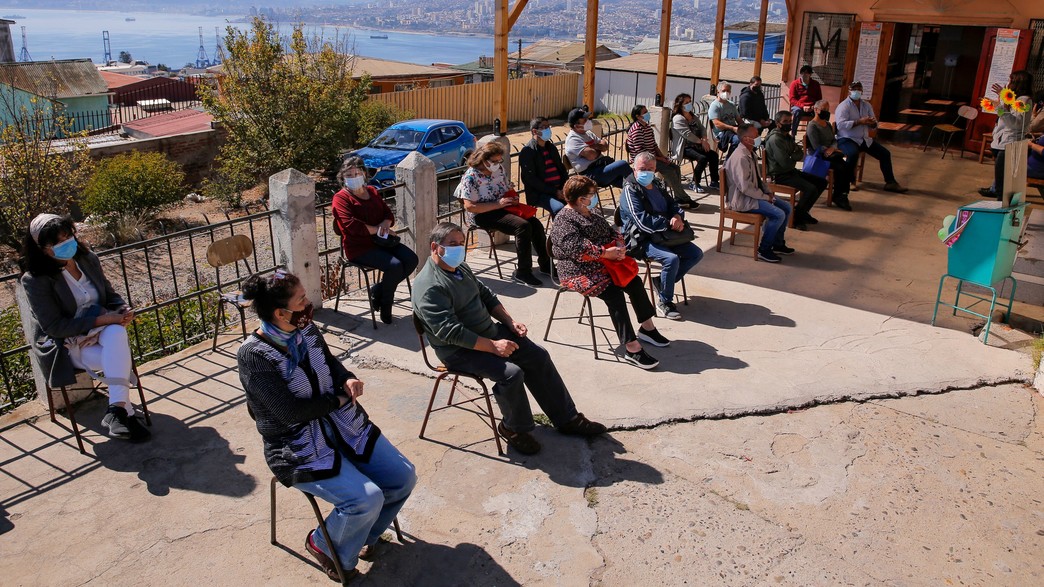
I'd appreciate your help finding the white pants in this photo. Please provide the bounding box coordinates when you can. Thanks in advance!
[70,324,133,408]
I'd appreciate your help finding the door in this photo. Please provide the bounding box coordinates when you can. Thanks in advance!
[965,28,1033,152]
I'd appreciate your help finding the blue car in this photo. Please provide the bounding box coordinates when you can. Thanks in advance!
[348,119,476,187]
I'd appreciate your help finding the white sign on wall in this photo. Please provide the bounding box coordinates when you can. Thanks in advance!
[852,22,882,101]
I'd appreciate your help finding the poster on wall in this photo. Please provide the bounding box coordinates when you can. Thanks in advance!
[852,22,882,101]
[985,29,1020,98]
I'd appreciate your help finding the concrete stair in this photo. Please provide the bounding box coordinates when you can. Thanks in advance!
[1012,206,1044,305]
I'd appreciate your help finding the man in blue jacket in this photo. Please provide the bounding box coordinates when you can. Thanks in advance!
[619,152,704,321]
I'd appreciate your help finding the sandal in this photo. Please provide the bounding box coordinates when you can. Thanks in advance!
[306,530,359,583]
[497,422,541,455]
[557,413,607,437]
[358,542,379,561]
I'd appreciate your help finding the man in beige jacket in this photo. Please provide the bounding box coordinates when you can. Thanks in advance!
[723,123,794,263]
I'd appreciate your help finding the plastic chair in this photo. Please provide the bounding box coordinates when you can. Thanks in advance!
[716,168,765,260]
[413,314,504,455]
[541,236,601,359]
[923,105,977,159]
[45,362,152,454]
[333,252,412,330]
[205,234,254,351]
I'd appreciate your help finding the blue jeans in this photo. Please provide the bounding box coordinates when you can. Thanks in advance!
[790,107,811,136]
[583,159,633,188]
[527,191,566,216]
[294,433,417,571]
[751,199,791,252]
[351,243,419,313]
[644,241,704,305]
[837,138,896,185]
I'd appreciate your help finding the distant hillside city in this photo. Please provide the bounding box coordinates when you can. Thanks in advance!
[11,0,788,47]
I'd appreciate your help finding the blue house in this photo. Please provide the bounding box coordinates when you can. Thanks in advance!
[0,59,112,136]
[725,21,787,64]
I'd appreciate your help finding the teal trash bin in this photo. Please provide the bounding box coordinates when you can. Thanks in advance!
[932,200,1026,344]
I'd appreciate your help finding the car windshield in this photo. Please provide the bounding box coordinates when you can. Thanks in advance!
[370,128,425,150]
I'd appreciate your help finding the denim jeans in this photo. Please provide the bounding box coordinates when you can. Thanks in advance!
[790,107,811,136]
[750,198,791,252]
[583,159,633,188]
[837,138,897,185]
[526,191,566,217]
[294,432,417,571]
[351,244,419,313]
[437,323,578,433]
[643,241,704,305]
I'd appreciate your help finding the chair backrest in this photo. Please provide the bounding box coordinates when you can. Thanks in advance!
[802,133,812,155]
[613,207,623,228]
[206,234,253,269]
[412,313,442,372]
[719,167,730,211]
[957,105,978,121]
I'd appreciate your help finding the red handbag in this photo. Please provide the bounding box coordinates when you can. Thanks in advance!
[598,256,639,287]
[502,189,538,219]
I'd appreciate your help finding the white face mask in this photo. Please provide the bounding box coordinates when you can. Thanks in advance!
[344,175,365,191]
[718,91,731,101]
[485,160,502,173]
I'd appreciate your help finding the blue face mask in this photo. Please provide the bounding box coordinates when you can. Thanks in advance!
[539,127,552,141]
[586,194,600,211]
[51,237,78,260]
[635,170,656,186]
[642,112,651,123]
[682,103,693,113]
[849,90,862,101]
[439,245,466,269]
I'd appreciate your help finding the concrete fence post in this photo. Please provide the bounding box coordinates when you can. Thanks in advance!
[395,151,437,272]
[269,168,322,308]
[651,105,672,157]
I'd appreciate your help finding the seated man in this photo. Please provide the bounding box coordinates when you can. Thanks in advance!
[708,82,742,156]
[1029,135,1044,194]
[764,110,827,230]
[738,76,775,133]
[619,152,704,321]
[724,123,794,263]
[564,107,632,188]
[412,222,607,455]
[518,117,568,216]
[788,65,821,137]
[835,81,908,193]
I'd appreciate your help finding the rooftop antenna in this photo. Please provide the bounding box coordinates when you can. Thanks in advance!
[212,26,222,65]
[195,26,210,69]
[18,26,31,62]
[102,30,112,63]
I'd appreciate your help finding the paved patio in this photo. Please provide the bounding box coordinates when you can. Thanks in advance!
[1,145,1042,585]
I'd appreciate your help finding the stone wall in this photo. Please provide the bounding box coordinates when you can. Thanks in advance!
[88,128,225,186]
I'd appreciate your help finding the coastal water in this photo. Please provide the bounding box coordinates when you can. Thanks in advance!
[1,7,499,68]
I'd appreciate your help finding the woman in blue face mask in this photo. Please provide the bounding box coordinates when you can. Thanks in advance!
[625,104,698,209]
[19,213,150,442]
[670,93,720,193]
[548,176,669,370]
[237,269,416,583]
[331,156,418,325]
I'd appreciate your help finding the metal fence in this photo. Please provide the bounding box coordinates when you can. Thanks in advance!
[37,78,206,137]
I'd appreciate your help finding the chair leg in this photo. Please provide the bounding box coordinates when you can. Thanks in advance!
[405,275,412,295]
[446,375,459,406]
[334,261,348,313]
[392,517,404,543]
[360,268,377,330]
[132,363,152,426]
[543,289,564,341]
[237,306,248,340]
[922,128,935,152]
[680,275,689,305]
[584,297,598,360]
[270,475,279,545]
[478,380,505,456]
[305,492,349,584]
[61,385,86,455]
[211,298,225,351]
[46,382,57,423]
[418,376,445,441]
[488,232,504,279]
[941,132,955,159]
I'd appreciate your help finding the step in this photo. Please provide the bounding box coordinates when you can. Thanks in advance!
[1012,207,1044,305]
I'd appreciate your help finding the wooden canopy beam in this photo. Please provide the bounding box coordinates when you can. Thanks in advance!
[655,0,673,106]
[710,0,728,89]
[753,0,769,78]
[494,0,509,134]
[583,0,599,111]
[507,0,530,29]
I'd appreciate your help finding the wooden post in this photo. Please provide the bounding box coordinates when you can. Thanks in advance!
[656,0,673,105]
[753,0,769,78]
[779,3,798,84]
[494,0,509,133]
[584,0,599,110]
[710,0,727,89]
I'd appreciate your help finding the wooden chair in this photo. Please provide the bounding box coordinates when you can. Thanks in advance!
[541,236,601,359]
[205,234,254,351]
[333,252,412,330]
[801,133,834,207]
[45,362,152,455]
[413,314,504,455]
[758,150,799,228]
[979,132,994,164]
[923,105,977,159]
[716,167,764,260]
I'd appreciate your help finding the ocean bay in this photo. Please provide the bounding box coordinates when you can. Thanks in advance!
[2,7,497,68]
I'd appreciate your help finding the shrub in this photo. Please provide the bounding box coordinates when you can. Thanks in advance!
[0,306,33,411]
[353,100,414,147]
[82,152,186,220]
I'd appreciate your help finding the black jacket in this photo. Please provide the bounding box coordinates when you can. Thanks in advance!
[739,86,770,123]
[518,137,568,207]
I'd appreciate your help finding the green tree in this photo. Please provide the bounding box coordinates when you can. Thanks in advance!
[82,151,186,241]
[118,50,132,64]
[199,17,370,207]
[0,86,94,250]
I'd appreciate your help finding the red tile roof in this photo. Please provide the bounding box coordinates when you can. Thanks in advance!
[121,109,214,138]
[99,70,147,90]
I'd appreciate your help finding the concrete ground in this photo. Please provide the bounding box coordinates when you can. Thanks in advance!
[1,145,1043,586]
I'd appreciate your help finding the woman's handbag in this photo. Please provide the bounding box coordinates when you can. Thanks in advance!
[802,147,831,179]
[503,204,539,219]
[598,255,640,287]
[372,232,401,248]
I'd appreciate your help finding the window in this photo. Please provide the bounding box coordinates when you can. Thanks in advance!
[800,12,855,87]
[1031,20,1044,99]
[739,41,757,60]
[429,78,455,88]
[393,83,415,92]
[432,125,463,145]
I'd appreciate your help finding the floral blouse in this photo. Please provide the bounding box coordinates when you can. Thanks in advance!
[455,165,510,225]
[549,207,615,297]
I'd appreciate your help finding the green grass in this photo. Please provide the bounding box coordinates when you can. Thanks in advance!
[1032,336,1044,371]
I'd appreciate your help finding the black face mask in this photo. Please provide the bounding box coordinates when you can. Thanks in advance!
[818,111,831,121]
[287,303,314,329]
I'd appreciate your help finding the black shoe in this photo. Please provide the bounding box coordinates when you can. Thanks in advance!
[124,411,151,442]
[637,327,671,347]
[379,305,393,325]
[512,270,542,286]
[978,187,998,199]
[497,422,541,454]
[656,300,682,320]
[368,285,382,312]
[101,406,131,439]
[624,348,660,370]
[804,214,819,224]
[834,198,852,211]
[772,244,795,256]
[708,181,720,190]
[757,249,782,263]
[883,182,908,193]
[793,220,809,231]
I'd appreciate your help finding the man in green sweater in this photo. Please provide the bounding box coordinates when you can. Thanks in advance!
[412,222,606,455]
[764,110,827,230]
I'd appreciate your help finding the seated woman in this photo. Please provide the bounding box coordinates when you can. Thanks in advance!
[626,104,696,208]
[237,270,416,583]
[670,93,720,192]
[20,214,149,441]
[457,141,551,287]
[806,100,853,211]
[549,176,670,370]
[331,156,418,324]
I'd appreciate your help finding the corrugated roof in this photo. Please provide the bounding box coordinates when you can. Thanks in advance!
[631,38,716,58]
[519,40,621,65]
[207,55,463,80]
[99,70,146,90]
[0,59,110,99]
[595,53,784,85]
[121,108,213,139]
[725,21,788,34]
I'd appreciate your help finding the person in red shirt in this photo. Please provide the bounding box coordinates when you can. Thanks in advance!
[331,156,418,324]
[788,65,822,137]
